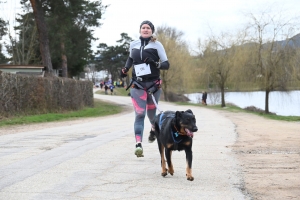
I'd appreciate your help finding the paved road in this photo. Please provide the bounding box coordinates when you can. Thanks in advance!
[0,91,248,200]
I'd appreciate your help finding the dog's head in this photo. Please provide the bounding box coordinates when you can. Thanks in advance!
[175,109,198,138]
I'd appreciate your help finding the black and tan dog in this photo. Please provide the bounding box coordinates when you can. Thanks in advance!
[153,109,198,181]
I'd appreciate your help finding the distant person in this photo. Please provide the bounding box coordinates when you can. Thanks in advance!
[202,91,207,105]
[120,20,170,157]
[100,82,104,89]
[104,84,108,94]
[110,84,114,95]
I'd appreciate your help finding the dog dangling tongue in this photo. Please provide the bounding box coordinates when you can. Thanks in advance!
[185,128,194,138]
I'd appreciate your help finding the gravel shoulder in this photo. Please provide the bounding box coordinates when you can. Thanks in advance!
[216,109,300,200]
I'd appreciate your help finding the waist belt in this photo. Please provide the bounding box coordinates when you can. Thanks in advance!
[125,79,144,91]
[134,76,159,82]
[126,77,161,91]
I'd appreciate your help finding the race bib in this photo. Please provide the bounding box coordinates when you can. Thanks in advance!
[134,63,151,76]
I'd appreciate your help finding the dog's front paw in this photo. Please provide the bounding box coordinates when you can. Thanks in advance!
[161,172,168,177]
[168,167,174,176]
[186,174,194,181]
[161,168,168,177]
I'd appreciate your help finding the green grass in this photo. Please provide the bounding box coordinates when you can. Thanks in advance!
[0,99,123,127]
[176,102,300,121]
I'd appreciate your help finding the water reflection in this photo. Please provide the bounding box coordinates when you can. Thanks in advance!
[185,91,300,116]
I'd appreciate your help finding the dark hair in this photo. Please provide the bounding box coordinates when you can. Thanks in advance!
[140,20,155,33]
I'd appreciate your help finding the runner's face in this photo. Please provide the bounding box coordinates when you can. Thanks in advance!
[140,24,152,38]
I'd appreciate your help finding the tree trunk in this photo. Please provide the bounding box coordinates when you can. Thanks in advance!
[264,69,271,114]
[163,85,168,102]
[30,0,53,75]
[265,89,270,114]
[61,42,68,77]
[221,86,226,107]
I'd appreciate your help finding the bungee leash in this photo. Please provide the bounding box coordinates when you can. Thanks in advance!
[150,93,163,113]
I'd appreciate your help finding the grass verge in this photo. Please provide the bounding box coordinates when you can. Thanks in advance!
[0,99,123,127]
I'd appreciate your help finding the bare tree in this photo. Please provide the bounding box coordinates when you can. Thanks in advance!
[7,6,40,65]
[200,32,238,107]
[155,25,192,101]
[243,11,298,113]
[290,41,300,82]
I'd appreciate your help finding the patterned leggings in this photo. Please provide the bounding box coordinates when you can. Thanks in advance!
[130,82,161,143]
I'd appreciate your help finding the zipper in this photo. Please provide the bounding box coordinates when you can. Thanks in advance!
[140,40,146,61]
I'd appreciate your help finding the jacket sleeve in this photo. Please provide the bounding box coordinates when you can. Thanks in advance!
[159,60,170,70]
[156,41,169,70]
[124,57,133,69]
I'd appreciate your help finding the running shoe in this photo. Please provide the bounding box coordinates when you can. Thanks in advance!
[135,143,144,157]
[148,130,156,143]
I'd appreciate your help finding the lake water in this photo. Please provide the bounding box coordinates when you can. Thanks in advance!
[185,91,300,116]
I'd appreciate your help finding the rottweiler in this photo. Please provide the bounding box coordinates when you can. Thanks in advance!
[153,109,198,181]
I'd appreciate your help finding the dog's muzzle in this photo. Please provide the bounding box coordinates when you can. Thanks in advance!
[185,126,198,138]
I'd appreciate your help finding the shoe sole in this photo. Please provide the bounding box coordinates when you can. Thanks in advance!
[135,147,144,157]
[148,139,155,143]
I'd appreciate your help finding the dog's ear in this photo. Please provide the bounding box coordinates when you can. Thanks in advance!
[175,111,181,118]
[185,109,193,114]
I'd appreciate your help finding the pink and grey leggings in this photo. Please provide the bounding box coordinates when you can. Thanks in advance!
[130,81,161,143]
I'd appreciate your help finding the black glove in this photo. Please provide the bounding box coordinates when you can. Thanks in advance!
[144,57,160,68]
[120,67,128,78]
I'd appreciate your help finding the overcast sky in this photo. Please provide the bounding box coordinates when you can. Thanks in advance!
[1,0,300,52]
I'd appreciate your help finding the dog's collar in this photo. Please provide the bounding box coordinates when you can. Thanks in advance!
[173,124,179,133]
[173,124,186,136]
[171,124,184,143]
[171,129,183,143]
